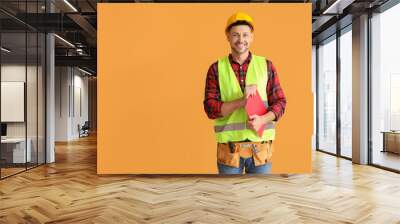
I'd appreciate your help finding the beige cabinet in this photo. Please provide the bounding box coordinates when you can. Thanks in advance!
[382,131,400,154]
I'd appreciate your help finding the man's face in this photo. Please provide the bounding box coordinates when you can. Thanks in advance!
[226,25,253,55]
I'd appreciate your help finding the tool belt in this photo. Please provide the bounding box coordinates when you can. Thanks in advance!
[217,140,274,168]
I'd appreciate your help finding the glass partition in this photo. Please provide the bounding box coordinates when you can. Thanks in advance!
[0,1,46,179]
[1,30,28,177]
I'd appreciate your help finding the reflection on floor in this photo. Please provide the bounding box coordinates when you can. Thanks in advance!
[373,150,400,171]
[0,162,42,178]
[0,167,25,178]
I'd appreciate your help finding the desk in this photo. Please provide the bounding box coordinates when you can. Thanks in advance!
[381,131,400,154]
[1,138,31,163]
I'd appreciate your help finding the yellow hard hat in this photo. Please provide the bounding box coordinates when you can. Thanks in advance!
[226,12,254,31]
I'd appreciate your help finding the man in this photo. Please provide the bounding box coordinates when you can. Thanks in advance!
[203,12,286,174]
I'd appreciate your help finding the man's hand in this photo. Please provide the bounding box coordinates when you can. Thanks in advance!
[247,112,277,132]
[247,114,266,132]
[244,85,257,98]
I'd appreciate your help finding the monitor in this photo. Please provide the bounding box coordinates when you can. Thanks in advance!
[1,123,7,137]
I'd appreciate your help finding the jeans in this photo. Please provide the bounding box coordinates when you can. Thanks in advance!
[218,157,272,174]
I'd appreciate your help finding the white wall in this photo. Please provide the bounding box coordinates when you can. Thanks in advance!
[55,66,70,141]
[72,72,89,138]
[1,65,25,133]
[1,65,38,137]
[55,67,89,141]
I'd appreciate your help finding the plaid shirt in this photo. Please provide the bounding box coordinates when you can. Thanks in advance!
[203,52,286,120]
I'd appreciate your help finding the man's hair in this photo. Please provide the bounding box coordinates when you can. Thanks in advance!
[225,20,254,33]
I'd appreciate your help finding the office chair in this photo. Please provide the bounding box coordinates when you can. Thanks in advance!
[79,121,90,138]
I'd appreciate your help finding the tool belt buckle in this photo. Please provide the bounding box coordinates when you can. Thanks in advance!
[239,143,252,148]
[237,143,253,159]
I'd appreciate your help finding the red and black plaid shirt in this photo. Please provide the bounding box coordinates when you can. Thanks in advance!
[203,52,286,120]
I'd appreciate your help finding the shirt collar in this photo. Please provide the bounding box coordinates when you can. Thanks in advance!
[228,51,252,65]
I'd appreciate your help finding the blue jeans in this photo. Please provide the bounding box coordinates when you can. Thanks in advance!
[218,157,272,174]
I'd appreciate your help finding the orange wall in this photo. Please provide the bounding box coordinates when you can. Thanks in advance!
[98,3,312,174]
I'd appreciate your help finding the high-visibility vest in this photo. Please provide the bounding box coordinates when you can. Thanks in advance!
[214,54,276,143]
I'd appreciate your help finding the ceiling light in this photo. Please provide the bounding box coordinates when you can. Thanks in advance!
[63,0,78,12]
[54,34,75,48]
[76,48,85,55]
[78,67,93,76]
[1,47,11,53]
[322,0,354,15]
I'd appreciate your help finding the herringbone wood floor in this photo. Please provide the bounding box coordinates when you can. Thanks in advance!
[1,134,400,224]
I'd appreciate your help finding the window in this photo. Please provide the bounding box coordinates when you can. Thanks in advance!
[339,27,352,158]
[317,35,337,154]
[371,2,400,171]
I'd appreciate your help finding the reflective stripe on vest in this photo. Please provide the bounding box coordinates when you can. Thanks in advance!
[214,121,276,133]
[214,54,276,143]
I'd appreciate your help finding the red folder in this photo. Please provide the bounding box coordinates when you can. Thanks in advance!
[245,90,267,137]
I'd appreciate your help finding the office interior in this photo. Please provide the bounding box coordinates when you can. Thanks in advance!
[0,0,97,179]
[313,0,400,172]
[0,0,399,222]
